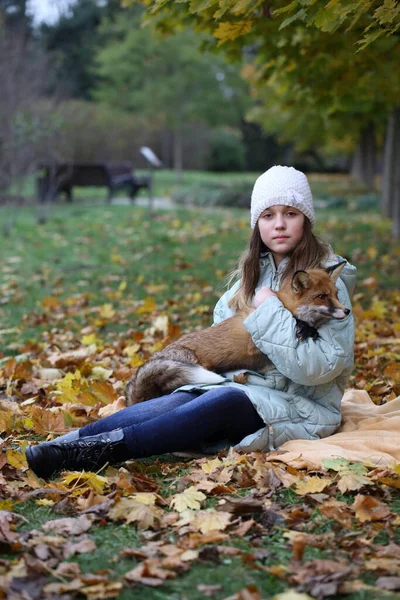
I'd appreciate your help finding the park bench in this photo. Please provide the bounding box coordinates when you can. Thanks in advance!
[37,162,152,203]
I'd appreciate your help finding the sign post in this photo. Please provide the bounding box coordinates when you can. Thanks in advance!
[140,147,163,216]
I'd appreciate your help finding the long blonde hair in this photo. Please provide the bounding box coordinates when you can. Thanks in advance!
[228,218,330,312]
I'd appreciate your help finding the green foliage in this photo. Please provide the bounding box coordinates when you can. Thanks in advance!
[173,180,252,207]
[131,0,400,156]
[206,128,246,172]
[93,10,250,130]
[40,0,114,99]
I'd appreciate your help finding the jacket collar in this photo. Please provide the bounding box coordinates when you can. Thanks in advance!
[261,251,289,274]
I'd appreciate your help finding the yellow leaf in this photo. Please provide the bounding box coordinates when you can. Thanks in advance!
[56,371,83,403]
[201,458,223,474]
[109,497,161,528]
[171,487,206,512]
[111,253,124,264]
[82,334,98,346]
[294,476,331,495]
[131,492,158,506]
[91,366,113,380]
[99,304,115,319]
[129,355,144,368]
[60,472,108,494]
[7,448,27,469]
[337,472,372,494]
[191,509,231,533]
[119,280,127,292]
[214,21,253,45]
[135,297,156,315]
[124,344,141,357]
[367,245,378,259]
[36,499,55,506]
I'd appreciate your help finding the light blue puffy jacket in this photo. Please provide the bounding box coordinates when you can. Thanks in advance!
[177,251,356,453]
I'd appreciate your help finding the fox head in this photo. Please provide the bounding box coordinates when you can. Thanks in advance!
[280,261,351,328]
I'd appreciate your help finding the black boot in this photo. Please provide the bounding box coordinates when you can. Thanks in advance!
[25,429,129,480]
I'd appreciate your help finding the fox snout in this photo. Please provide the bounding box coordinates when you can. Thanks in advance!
[294,301,350,328]
[332,306,351,320]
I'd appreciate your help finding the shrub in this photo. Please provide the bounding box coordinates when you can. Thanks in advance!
[173,181,252,208]
[206,129,246,172]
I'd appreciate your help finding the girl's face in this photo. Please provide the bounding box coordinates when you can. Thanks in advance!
[258,205,305,266]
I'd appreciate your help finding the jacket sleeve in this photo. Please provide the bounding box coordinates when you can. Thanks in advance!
[242,279,354,386]
[213,281,240,324]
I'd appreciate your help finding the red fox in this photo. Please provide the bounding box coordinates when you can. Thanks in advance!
[126,261,350,405]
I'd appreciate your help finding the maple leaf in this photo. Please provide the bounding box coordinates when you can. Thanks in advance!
[322,458,372,493]
[6,448,27,469]
[99,304,115,319]
[294,476,331,495]
[191,509,231,534]
[170,486,206,512]
[201,457,223,474]
[108,497,161,528]
[59,472,108,495]
[214,21,253,45]
[130,492,159,505]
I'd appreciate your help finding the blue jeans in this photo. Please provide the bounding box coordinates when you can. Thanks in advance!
[79,388,264,459]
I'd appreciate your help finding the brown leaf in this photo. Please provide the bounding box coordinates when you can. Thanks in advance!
[375,577,400,591]
[352,494,391,522]
[319,499,353,528]
[42,514,94,536]
[217,496,264,515]
[124,558,176,586]
[63,538,96,558]
[222,584,261,600]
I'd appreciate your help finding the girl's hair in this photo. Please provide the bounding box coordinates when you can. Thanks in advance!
[228,217,331,312]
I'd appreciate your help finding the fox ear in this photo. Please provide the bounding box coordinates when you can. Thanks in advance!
[325,261,346,283]
[291,270,310,293]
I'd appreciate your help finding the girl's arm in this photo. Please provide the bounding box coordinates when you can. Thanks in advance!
[242,279,354,386]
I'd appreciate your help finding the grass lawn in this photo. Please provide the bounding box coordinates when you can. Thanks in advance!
[1,173,400,600]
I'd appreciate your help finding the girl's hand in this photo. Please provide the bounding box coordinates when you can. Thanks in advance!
[253,286,277,308]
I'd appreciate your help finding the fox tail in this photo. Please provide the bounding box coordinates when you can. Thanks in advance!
[125,359,226,405]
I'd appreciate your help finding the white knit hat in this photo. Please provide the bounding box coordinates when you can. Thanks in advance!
[250,165,315,229]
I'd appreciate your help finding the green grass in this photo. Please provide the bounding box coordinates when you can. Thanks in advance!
[2,172,400,598]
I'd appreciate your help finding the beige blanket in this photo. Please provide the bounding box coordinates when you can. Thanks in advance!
[268,390,400,468]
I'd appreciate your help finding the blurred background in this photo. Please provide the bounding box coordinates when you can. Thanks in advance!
[0,0,399,235]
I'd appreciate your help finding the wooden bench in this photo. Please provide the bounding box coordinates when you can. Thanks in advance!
[37,162,152,203]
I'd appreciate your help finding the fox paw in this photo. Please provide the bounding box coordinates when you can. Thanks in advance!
[233,372,249,384]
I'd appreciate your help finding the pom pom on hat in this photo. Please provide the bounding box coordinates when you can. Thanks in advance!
[250,166,315,229]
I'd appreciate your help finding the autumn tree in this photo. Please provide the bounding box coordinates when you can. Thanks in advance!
[93,10,250,173]
[131,0,400,236]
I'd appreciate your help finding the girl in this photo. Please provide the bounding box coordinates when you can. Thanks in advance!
[26,166,356,480]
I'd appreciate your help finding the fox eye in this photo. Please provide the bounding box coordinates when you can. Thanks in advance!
[317,294,328,299]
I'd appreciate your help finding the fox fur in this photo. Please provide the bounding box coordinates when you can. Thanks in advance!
[125,261,350,405]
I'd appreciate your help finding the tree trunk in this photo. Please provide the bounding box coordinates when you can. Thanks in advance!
[350,122,376,191]
[381,107,400,240]
[173,128,183,183]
